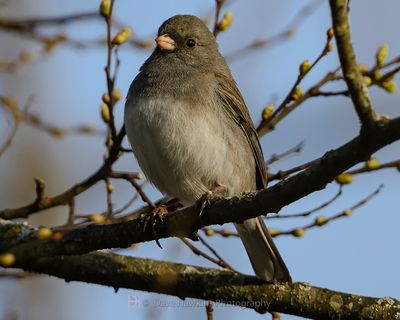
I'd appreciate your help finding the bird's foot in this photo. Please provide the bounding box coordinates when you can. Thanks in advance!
[143,204,168,249]
[197,184,227,216]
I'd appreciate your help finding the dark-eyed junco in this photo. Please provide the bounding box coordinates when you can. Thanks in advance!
[124,15,291,281]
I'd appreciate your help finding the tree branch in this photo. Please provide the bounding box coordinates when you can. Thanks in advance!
[0,12,99,32]
[1,117,400,264]
[329,0,382,129]
[19,252,400,320]
[0,127,126,219]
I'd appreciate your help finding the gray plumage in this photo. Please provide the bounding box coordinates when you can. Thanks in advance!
[124,15,291,281]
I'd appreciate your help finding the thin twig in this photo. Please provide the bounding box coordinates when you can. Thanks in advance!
[66,198,75,226]
[267,157,320,181]
[103,0,118,141]
[0,99,19,157]
[226,0,323,61]
[0,95,34,156]
[272,185,383,238]
[23,111,105,138]
[206,301,213,320]
[316,63,400,97]
[0,3,129,220]
[180,238,235,271]
[105,178,113,220]
[371,54,400,72]
[267,186,343,219]
[203,227,239,238]
[114,181,148,216]
[270,312,281,320]
[197,233,236,271]
[265,141,304,166]
[111,172,154,208]
[348,159,400,175]
[213,0,224,36]
[73,183,146,225]
[33,177,46,204]
[0,127,126,219]
[257,30,335,135]
[0,12,100,32]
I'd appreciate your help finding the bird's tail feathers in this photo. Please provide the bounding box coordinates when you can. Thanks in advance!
[235,217,291,281]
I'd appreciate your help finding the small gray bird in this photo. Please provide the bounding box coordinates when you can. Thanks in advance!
[124,15,291,281]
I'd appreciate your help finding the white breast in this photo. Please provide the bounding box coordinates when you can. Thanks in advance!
[124,97,255,202]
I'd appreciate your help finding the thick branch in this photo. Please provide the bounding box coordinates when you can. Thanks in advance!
[329,0,381,129]
[1,117,400,263]
[21,252,400,320]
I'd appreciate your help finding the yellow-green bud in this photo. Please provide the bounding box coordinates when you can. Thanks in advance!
[380,80,397,93]
[0,253,16,267]
[291,87,303,101]
[357,64,368,73]
[44,34,68,53]
[335,173,354,185]
[107,182,114,193]
[376,43,389,66]
[204,228,215,236]
[106,135,113,148]
[366,157,380,170]
[343,209,353,216]
[112,27,132,46]
[99,0,111,17]
[269,228,281,237]
[112,89,122,102]
[80,124,96,133]
[218,12,233,31]
[292,228,305,237]
[100,104,110,123]
[299,60,311,76]
[262,104,274,121]
[315,216,328,226]
[37,227,53,240]
[102,93,110,104]
[88,214,106,223]
[221,228,230,237]
[327,27,334,38]
[363,76,372,86]
[48,128,66,139]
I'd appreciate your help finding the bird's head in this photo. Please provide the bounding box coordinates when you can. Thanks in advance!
[153,15,221,68]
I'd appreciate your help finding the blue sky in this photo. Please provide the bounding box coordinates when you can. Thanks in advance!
[0,1,399,319]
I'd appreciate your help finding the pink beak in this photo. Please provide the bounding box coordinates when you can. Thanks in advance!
[155,34,176,51]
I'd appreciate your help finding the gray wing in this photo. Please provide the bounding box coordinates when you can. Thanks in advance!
[215,72,292,281]
[215,72,268,189]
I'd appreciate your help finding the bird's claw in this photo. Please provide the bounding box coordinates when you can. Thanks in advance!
[196,184,227,216]
[143,205,168,248]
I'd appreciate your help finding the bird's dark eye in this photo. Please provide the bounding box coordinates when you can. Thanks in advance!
[186,38,196,47]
